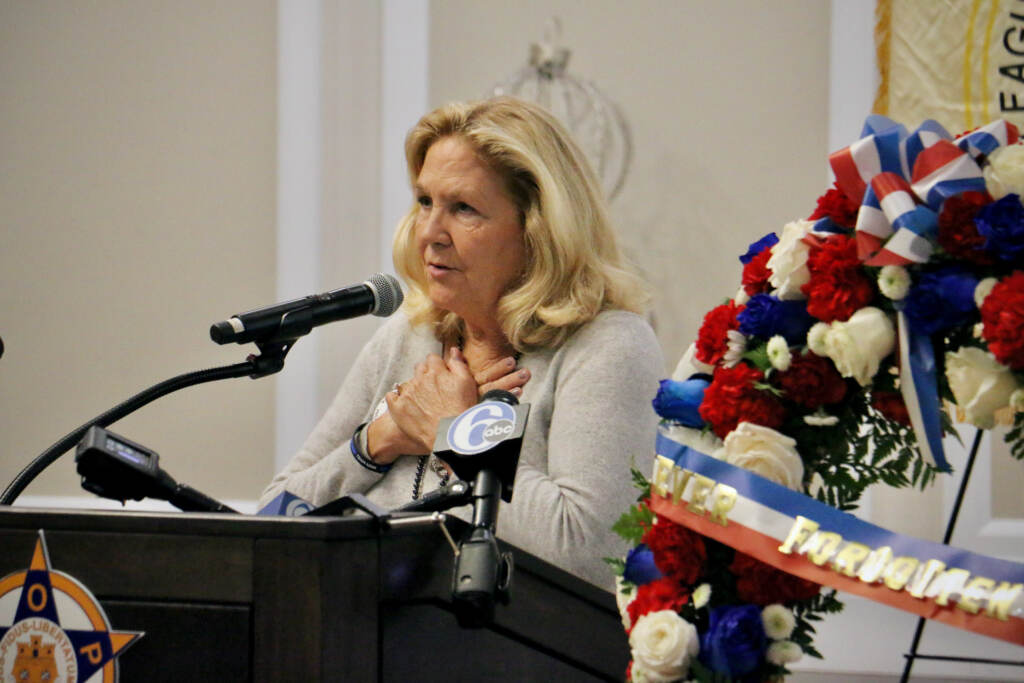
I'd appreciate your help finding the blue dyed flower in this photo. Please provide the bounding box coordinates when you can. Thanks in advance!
[739,233,779,265]
[736,294,815,345]
[623,544,663,586]
[699,604,768,678]
[975,194,1024,262]
[902,267,979,336]
[652,377,710,427]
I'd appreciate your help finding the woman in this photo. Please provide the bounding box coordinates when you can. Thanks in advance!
[260,97,663,588]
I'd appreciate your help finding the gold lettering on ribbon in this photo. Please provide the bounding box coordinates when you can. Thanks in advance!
[930,568,971,607]
[831,542,871,577]
[807,532,844,567]
[908,559,947,599]
[778,516,819,555]
[651,455,674,498]
[708,484,737,526]
[857,546,893,583]
[686,475,715,515]
[883,556,920,591]
[656,457,1024,626]
[650,455,737,526]
[986,582,1023,621]
[958,576,996,614]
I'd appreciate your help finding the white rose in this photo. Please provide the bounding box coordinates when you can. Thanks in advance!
[767,219,817,300]
[806,322,830,356]
[713,422,804,491]
[629,610,699,683]
[983,143,1024,199]
[767,335,792,371]
[616,575,637,631]
[878,265,911,301]
[975,277,998,309]
[945,347,1020,429]
[761,604,796,640]
[671,342,714,381]
[766,640,804,666]
[734,286,751,306]
[821,307,896,386]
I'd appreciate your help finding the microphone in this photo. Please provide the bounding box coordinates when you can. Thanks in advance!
[432,389,529,503]
[209,273,403,345]
[433,389,529,627]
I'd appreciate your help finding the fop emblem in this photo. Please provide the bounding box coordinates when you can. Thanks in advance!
[446,401,518,455]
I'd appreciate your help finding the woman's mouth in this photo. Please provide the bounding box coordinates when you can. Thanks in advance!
[426,263,455,277]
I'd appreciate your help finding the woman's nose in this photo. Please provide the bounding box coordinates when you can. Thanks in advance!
[419,209,451,246]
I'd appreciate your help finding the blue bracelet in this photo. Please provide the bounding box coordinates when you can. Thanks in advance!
[350,422,391,473]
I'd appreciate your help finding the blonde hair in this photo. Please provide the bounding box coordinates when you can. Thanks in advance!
[393,96,649,351]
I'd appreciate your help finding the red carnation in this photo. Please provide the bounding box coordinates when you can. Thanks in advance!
[642,516,707,586]
[871,390,911,426]
[626,576,690,626]
[808,183,861,228]
[774,352,847,409]
[695,300,744,365]
[699,363,786,439]
[937,191,996,266]
[742,248,774,296]
[801,233,875,322]
[730,551,821,606]
[981,271,1024,369]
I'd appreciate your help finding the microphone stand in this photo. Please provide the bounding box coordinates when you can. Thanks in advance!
[393,472,513,627]
[450,469,514,627]
[0,339,295,506]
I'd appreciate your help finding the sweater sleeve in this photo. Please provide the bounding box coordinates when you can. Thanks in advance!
[257,317,407,508]
[495,312,664,590]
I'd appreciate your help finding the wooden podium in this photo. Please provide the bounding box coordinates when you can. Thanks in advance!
[0,506,628,681]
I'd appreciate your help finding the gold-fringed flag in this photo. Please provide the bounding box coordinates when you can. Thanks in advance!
[876,0,1024,132]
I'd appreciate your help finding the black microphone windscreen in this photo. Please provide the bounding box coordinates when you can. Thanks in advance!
[480,389,518,406]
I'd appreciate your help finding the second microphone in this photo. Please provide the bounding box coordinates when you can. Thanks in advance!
[209,273,404,345]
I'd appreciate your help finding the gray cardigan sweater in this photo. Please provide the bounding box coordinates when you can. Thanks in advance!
[259,309,663,589]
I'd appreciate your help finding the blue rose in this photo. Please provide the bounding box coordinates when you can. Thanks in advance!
[975,194,1024,261]
[739,233,779,264]
[699,604,768,678]
[652,376,710,427]
[736,294,815,344]
[902,267,979,336]
[623,544,663,585]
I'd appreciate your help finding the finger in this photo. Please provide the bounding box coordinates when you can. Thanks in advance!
[479,367,530,397]
[473,356,518,385]
[444,347,475,380]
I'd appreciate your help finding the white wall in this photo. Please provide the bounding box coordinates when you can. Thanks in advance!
[0,1,278,506]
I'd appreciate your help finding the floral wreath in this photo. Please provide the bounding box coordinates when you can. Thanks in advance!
[611,115,1024,682]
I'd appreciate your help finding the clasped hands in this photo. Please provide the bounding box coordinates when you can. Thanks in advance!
[365,346,529,465]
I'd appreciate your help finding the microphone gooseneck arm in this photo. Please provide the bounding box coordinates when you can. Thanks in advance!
[0,341,292,506]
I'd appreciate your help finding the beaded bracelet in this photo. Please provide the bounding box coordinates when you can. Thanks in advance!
[350,422,391,473]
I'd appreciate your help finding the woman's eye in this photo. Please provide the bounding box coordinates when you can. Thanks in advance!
[417,196,432,208]
[454,202,475,214]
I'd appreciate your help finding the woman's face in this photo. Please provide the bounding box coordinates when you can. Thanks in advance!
[413,136,527,330]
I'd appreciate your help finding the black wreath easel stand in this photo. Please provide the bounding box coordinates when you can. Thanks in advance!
[900,427,1024,681]
[0,339,292,507]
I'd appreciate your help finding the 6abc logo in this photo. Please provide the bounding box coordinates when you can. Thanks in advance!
[446,401,518,455]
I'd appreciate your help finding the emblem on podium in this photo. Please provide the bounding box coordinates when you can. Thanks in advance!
[0,531,142,682]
